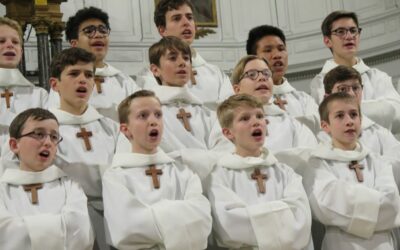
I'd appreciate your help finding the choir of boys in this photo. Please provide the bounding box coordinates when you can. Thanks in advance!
[1,3,400,250]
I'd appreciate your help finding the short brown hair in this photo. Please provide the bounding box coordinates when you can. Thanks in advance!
[324,65,362,94]
[0,17,23,44]
[319,92,360,123]
[217,94,264,129]
[118,90,161,124]
[50,47,96,79]
[154,0,194,28]
[149,36,192,66]
[321,10,359,37]
[231,55,269,85]
[9,108,59,139]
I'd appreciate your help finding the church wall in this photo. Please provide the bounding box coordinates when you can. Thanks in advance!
[1,0,399,93]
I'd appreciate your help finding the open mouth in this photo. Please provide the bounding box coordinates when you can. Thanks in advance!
[76,86,88,94]
[177,70,187,75]
[91,41,105,48]
[344,42,355,48]
[39,150,50,159]
[182,29,193,38]
[256,85,269,91]
[149,129,159,138]
[252,129,263,137]
[3,51,16,56]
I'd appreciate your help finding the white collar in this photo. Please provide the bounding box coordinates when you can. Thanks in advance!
[49,105,103,125]
[0,68,34,87]
[272,78,296,95]
[312,142,369,161]
[150,85,203,105]
[263,103,286,116]
[218,147,278,170]
[0,165,66,185]
[111,149,174,168]
[95,63,121,77]
[321,58,370,74]
[192,50,206,67]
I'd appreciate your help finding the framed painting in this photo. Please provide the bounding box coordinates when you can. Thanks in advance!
[154,0,218,27]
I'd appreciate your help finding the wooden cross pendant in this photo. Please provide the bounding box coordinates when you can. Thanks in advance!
[1,88,14,109]
[94,76,105,94]
[145,165,163,189]
[23,183,43,204]
[349,160,364,182]
[265,118,270,136]
[273,95,287,110]
[190,68,197,85]
[251,168,268,193]
[176,108,192,132]
[76,127,93,151]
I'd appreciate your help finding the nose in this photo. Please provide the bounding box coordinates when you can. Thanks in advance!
[272,50,282,59]
[5,39,14,48]
[42,134,53,146]
[345,114,354,125]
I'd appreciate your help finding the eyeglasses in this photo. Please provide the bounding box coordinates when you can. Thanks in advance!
[80,25,110,38]
[18,128,63,145]
[335,84,363,94]
[240,69,272,81]
[331,27,362,38]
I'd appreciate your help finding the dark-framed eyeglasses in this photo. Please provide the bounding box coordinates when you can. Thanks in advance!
[335,83,363,94]
[239,69,272,81]
[331,27,362,38]
[18,128,63,145]
[80,25,111,38]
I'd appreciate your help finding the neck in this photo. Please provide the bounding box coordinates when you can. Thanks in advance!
[60,102,88,116]
[273,77,284,85]
[235,147,262,158]
[333,54,357,67]
[95,60,106,68]
[332,139,357,151]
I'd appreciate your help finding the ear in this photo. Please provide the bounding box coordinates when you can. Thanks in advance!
[9,138,19,154]
[222,127,235,141]
[150,63,161,78]
[70,40,78,47]
[49,77,59,92]
[120,123,133,141]
[320,120,331,134]
[323,36,332,48]
[233,84,241,94]
[157,26,167,37]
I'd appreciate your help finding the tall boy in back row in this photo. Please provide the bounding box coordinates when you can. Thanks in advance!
[48,7,139,121]
[310,10,400,136]
[137,0,233,109]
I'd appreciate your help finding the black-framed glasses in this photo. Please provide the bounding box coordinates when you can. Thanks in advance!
[331,27,362,38]
[335,83,363,94]
[18,128,63,145]
[240,69,272,81]
[80,25,110,38]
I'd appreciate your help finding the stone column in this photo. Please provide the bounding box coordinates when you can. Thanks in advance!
[18,21,27,76]
[32,18,51,91]
[50,22,64,58]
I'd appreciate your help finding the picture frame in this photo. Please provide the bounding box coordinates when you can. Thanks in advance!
[154,0,218,28]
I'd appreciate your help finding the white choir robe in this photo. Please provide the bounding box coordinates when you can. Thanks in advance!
[0,68,48,154]
[206,147,312,249]
[317,115,400,189]
[48,63,140,121]
[136,51,234,110]
[0,166,93,250]
[310,58,400,134]
[148,85,217,152]
[210,104,318,153]
[103,149,212,250]
[303,142,400,250]
[272,78,320,133]
[50,106,119,250]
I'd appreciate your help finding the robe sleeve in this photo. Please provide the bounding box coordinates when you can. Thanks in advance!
[0,188,63,250]
[103,168,211,250]
[304,158,400,239]
[208,167,311,250]
[62,178,94,250]
[310,74,324,104]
